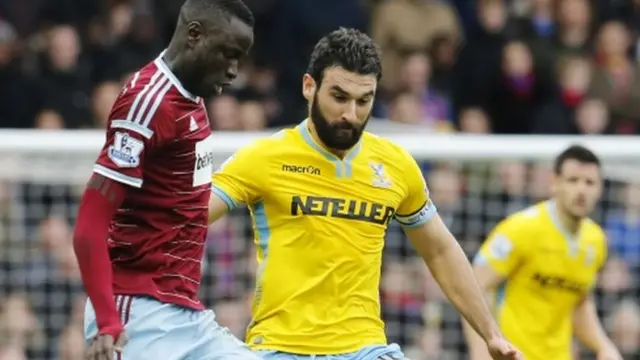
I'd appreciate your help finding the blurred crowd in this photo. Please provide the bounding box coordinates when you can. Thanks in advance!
[1,0,640,359]
[0,0,639,133]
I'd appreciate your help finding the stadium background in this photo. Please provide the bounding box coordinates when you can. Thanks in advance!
[0,0,639,359]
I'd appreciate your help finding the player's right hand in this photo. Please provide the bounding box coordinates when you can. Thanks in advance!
[486,336,524,360]
[86,331,128,360]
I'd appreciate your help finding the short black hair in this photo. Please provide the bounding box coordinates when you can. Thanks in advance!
[182,0,254,27]
[306,27,382,84]
[554,145,601,175]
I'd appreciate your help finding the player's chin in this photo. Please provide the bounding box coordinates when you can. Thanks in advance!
[569,206,589,218]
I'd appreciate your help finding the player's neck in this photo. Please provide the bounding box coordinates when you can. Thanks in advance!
[307,121,349,159]
[553,200,581,235]
[162,46,194,95]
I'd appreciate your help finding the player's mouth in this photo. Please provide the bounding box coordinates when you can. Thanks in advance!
[214,82,233,94]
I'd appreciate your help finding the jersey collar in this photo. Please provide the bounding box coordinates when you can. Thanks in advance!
[546,200,582,243]
[154,50,200,103]
[297,119,362,162]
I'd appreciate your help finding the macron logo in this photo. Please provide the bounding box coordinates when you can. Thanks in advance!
[281,164,321,175]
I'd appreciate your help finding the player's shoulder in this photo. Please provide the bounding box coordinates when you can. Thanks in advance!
[109,62,180,137]
[362,131,413,163]
[231,128,297,159]
[583,217,607,243]
[496,202,548,234]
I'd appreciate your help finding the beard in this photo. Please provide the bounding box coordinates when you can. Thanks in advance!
[310,93,370,150]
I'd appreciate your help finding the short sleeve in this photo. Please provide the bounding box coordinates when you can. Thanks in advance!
[93,95,174,188]
[395,151,437,228]
[211,142,265,210]
[474,218,529,276]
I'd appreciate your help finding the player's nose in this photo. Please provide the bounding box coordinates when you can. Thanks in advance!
[341,101,358,122]
[225,60,239,81]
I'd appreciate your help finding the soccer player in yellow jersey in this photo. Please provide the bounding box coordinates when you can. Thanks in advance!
[464,145,622,360]
[208,28,523,360]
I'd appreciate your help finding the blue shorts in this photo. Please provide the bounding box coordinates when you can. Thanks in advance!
[84,295,261,360]
[256,344,407,360]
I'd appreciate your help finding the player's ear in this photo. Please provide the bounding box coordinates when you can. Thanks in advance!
[302,74,316,102]
[186,21,203,47]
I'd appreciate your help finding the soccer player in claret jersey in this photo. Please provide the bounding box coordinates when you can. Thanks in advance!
[208,28,523,360]
[465,145,622,360]
[72,1,260,359]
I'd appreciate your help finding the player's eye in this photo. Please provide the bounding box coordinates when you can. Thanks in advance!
[223,49,242,60]
[332,94,348,103]
[357,98,372,106]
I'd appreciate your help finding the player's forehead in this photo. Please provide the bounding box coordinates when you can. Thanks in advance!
[559,159,600,178]
[210,16,253,50]
[320,66,377,98]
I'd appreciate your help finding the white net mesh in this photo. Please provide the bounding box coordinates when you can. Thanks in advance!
[0,130,639,360]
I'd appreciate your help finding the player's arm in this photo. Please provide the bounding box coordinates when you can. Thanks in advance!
[572,239,621,359]
[73,174,127,338]
[209,143,265,223]
[573,295,619,358]
[73,100,173,339]
[395,159,505,351]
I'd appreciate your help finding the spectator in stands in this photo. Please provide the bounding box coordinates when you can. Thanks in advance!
[589,21,640,132]
[235,61,280,127]
[372,0,461,94]
[487,40,548,133]
[573,98,610,134]
[532,56,593,133]
[608,299,640,358]
[91,81,122,129]
[393,51,452,131]
[0,293,40,358]
[528,164,553,202]
[33,110,64,130]
[507,0,556,41]
[37,25,93,129]
[380,261,423,347]
[605,182,640,281]
[57,325,84,360]
[452,0,507,120]
[427,34,457,98]
[457,107,491,133]
[388,92,422,125]
[208,95,240,131]
[0,20,39,129]
[527,0,593,78]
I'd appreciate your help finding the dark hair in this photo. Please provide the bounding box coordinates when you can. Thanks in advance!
[554,145,601,175]
[182,0,254,27]
[306,27,381,84]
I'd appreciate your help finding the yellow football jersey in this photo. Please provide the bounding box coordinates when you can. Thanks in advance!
[211,120,435,354]
[475,201,607,360]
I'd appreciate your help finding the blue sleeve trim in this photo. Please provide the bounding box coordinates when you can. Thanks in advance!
[473,253,488,265]
[395,200,437,228]
[211,185,240,211]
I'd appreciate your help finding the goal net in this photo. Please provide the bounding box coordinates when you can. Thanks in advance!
[0,129,638,359]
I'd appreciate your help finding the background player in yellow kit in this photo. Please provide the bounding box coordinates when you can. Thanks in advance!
[208,28,523,360]
[464,145,622,360]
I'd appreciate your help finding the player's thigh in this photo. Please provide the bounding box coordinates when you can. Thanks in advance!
[346,344,408,360]
[84,296,197,360]
[190,309,261,360]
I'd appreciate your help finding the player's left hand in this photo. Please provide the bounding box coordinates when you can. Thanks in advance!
[486,336,524,360]
[597,343,622,360]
